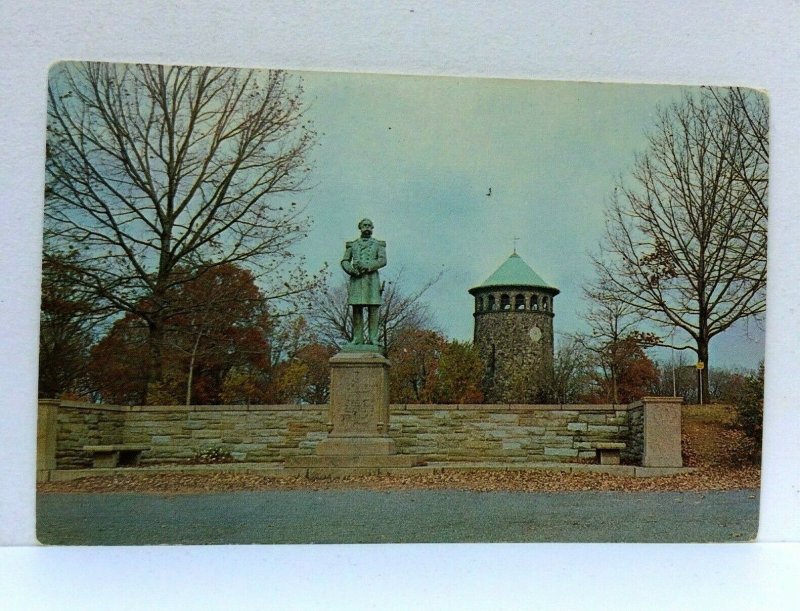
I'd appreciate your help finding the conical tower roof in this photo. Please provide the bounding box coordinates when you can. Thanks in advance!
[469,253,559,294]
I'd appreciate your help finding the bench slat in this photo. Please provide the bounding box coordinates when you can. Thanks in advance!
[83,445,150,452]
[592,442,626,450]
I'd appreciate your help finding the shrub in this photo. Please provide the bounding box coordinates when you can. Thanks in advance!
[731,363,764,461]
[191,446,234,464]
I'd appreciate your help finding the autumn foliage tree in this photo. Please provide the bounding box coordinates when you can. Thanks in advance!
[387,328,484,404]
[45,62,318,401]
[388,328,446,403]
[577,278,659,404]
[219,316,337,406]
[584,337,659,404]
[291,343,337,403]
[38,254,101,398]
[433,341,484,404]
[88,264,281,404]
[166,264,269,404]
[87,314,150,404]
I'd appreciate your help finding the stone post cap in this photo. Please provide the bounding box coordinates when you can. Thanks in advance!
[330,351,390,365]
[628,396,685,409]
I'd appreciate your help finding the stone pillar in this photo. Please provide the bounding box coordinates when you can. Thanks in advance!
[37,399,60,482]
[641,396,683,467]
[316,351,395,455]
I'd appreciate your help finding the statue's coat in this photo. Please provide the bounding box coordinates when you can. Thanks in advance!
[342,238,386,305]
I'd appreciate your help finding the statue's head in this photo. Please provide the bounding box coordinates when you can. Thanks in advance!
[358,218,374,236]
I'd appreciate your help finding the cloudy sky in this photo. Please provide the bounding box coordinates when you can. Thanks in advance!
[282,70,764,370]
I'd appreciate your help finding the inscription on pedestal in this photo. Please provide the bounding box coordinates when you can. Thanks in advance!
[343,387,372,427]
[328,352,389,438]
[333,368,378,432]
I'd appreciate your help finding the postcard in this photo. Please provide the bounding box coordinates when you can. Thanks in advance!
[37,62,765,544]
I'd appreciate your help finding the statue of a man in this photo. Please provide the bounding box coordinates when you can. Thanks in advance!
[341,218,387,346]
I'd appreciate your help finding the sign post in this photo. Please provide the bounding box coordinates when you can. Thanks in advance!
[695,361,705,405]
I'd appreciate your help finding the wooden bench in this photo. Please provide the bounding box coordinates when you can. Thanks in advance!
[591,442,626,465]
[83,444,150,468]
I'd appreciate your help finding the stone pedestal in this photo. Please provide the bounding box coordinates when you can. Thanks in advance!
[641,396,683,468]
[287,351,422,473]
[37,399,59,482]
[319,351,394,453]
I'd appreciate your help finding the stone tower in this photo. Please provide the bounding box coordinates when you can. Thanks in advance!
[469,252,559,403]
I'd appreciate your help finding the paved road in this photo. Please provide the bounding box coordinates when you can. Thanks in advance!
[37,489,759,545]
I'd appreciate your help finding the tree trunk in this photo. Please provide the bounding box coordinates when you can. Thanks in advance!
[697,338,710,405]
[610,362,619,404]
[145,318,165,404]
[185,332,202,406]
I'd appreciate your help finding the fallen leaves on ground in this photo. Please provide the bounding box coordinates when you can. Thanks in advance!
[37,465,760,496]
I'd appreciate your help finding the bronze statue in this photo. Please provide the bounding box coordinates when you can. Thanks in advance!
[341,218,386,346]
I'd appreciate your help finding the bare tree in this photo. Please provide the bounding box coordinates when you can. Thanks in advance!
[307,281,351,350]
[309,267,442,352]
[528,337,592,404]
[594,88,768,400]
[706,87,768,223]
[45,62,318,400]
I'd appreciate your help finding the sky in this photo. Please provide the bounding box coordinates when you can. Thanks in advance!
[279,70,765,370]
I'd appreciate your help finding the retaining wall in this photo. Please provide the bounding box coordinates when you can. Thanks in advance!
[55,402,125,469]
[625,403,644,464]
[38,397,683,477]
[390,404,628,462]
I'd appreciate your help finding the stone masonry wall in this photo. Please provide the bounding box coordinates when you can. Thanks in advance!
[391,404,628,462]
[123,406,328,465]
[473,308,555,403]
[55,402,125,469]
[47,401,633,469]
[624,404,644,464]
